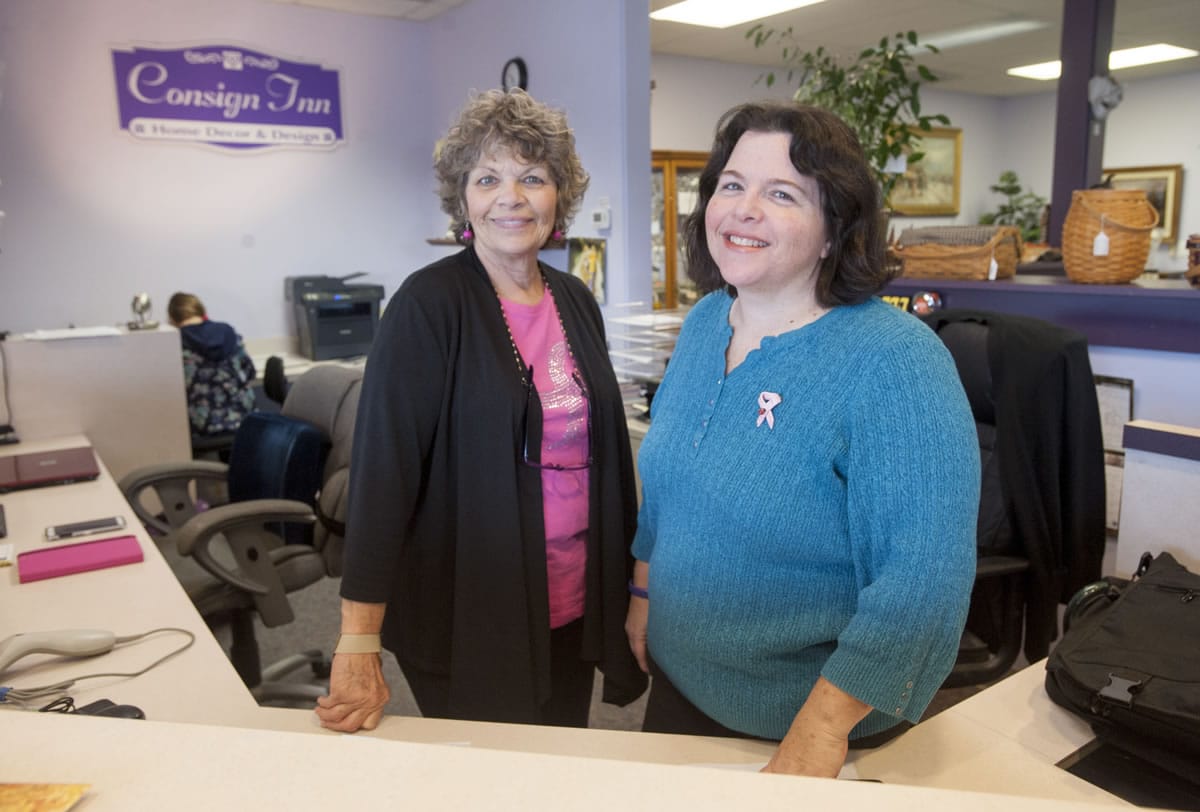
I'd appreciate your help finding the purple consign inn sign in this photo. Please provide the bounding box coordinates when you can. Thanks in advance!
[112,44,344,150]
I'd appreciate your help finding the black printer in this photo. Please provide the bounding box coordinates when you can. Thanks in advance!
[286,273,385,361]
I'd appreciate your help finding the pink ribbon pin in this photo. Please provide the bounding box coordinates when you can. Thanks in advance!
[756,391,782,429]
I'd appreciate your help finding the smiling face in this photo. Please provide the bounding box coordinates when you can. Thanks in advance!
[704,130,830,299]
[464,146,558,270]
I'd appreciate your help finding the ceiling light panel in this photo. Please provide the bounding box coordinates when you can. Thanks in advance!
[650,0,826,29]
[922,20,1048,51]
[1008,42,1199,80]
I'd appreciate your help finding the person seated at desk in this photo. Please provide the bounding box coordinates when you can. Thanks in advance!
[167,292,257,438]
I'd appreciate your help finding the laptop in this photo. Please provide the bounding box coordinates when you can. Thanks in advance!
[0,446,101,493]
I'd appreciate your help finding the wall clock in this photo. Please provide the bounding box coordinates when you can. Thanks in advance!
[502,57,528,92]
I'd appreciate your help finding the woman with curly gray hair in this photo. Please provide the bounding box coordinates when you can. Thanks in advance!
[318,89,646,732]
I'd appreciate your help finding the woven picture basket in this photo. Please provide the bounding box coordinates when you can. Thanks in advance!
[896,226,1021,281]
[1061,189,1159,284]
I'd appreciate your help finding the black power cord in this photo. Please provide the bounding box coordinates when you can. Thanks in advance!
[38,696,145,718]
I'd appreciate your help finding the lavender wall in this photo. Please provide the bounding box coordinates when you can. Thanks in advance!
[0,0,440,340]
[425,0,652,309]
[0,0,651,341]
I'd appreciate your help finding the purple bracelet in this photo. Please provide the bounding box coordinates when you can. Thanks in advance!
[628,580,649,600]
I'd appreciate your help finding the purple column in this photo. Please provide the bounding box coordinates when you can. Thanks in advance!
[1048,0,1115,247]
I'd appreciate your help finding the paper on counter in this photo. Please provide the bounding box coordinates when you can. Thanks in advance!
[25,326,122,341]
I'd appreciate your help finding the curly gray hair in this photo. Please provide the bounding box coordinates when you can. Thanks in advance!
[434,89,589,244]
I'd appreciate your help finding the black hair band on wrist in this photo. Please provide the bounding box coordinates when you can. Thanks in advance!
[628,579,649,600]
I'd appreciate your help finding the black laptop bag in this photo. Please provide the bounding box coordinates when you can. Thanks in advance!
[1045,551,1200,774]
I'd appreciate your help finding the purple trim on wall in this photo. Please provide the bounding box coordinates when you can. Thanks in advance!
[885,274,1200,353]
[1123,423,1200,462]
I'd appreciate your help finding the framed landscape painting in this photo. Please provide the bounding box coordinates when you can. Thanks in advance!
[1102,164,1183,244]
[888,127,962,216]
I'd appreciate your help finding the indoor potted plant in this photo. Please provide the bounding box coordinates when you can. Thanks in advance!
[746,28,949,201]
[978,170,1048,243]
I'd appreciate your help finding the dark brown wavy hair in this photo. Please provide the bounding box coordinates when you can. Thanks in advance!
[684,101,893,306]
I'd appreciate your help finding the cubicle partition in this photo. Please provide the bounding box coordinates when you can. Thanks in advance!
[2,326,191,483]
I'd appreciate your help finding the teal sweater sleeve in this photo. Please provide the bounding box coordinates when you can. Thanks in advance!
[632,293,979,740]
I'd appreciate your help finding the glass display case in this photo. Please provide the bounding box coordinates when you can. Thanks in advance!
[651,151,708,309]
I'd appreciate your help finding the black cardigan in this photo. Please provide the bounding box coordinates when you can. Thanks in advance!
[923,309,1107,660]
[340,246,646,720]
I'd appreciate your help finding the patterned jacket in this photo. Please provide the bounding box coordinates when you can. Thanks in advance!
[179,320,257,435]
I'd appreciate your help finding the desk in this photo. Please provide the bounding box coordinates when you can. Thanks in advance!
[0,439,1142,809]
[854,660,1120,803]
[0,710,1129,811]
[0,435,258,725]
[248,661,1122,807]
[246,349,366,384]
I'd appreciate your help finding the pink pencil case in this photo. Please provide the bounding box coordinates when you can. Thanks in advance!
[17,535,144,583]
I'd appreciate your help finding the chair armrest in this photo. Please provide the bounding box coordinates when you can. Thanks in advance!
[174,499,316,627]
[119,461,230,535]
[976,555,1031,579]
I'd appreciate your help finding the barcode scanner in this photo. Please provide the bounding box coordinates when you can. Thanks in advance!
[0,630,117,674]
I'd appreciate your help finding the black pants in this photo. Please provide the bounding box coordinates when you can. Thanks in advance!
[643,656,911,748]
[401,618,595,728]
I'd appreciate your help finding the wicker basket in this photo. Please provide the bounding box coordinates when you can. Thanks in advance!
[1061,189,1158,284]
[896,226,1022,281]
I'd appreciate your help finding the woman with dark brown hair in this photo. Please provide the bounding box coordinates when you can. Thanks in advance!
[626,101,979,777]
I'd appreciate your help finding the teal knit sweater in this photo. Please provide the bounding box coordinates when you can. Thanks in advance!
[632,292,980,740]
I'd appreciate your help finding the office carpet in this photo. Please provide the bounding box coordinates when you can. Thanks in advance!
[237,575,1003,730]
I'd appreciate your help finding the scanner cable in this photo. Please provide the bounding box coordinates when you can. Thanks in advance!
[0,627,196,705]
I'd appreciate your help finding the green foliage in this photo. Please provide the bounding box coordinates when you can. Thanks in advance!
[978,170,1047,242]
[745,28,949,200]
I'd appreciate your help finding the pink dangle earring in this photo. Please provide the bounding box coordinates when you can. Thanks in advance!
[552,226,564,241]
[461,221,473,241]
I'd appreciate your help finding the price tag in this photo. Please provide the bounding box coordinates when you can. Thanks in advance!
[1093,214,1110,257]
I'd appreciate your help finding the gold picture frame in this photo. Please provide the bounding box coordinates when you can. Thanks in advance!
[888,127,962,216]
[1102,164,1183,244]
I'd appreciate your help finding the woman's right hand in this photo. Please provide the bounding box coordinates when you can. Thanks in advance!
[315,651,391,732]
[625,560,651,673]
[625,597,649,673]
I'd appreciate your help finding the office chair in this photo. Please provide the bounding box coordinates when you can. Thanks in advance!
[190,430,237,462]
[263,355,288,406]
[120,364,363,704]
[924,310,1106,689]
